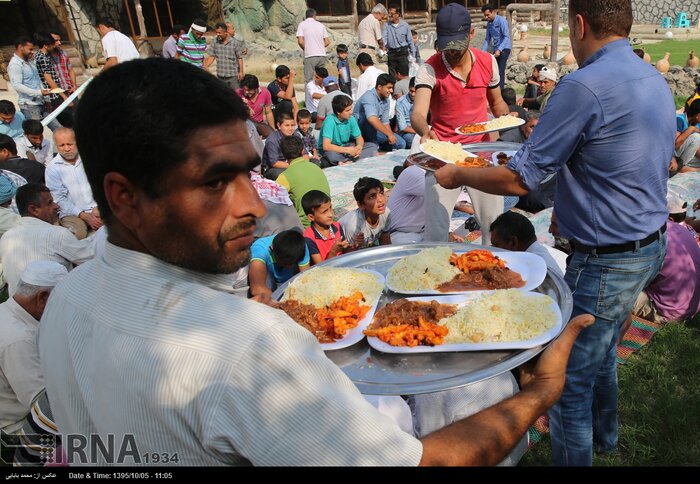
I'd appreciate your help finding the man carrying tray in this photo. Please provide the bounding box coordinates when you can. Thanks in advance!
[410,3,510,245]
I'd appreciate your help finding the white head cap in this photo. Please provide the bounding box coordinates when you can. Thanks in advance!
[191,23,207,33]
[539,66,558,82]
[20,261,68,287]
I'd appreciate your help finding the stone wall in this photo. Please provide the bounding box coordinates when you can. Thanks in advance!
[66,0,125,59]
[560,0,700,26]
[222,0,306,47]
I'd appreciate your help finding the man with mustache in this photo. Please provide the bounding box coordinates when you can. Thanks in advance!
[38,57,591,466]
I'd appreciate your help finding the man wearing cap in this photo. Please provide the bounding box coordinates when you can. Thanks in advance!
[0,183,93,296]
[434,0,675,465]
[518,66,557,111]
[355,52,386,101]
[0,175,19,239]
[0,260,67,454]
[481,5,512,91]
[315,75,349,130]
[382,5,416,79]
[624,192,700,327]
[410,3,509,245]
[94,18,139,71]
[176,19,208,69]
[358,3,387,62]
[296,9,330,83]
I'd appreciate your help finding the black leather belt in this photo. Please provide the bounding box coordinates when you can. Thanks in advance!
[359,44,376,50]
[571,223,666,255]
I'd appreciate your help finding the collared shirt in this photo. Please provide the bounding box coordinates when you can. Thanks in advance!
[38,242,422,465]
[316,90,350,124]
[0,111,25,139]
[101,30,139,64]
[34,50,60,102]
[161,35,178,59]
[482,14,512,53]
[507,39,675,246]
[7,54,44,106]
[395,93,414,133]
[296,17,328,58]
[235,87,272,123]
[262,130,285,169]
[382,20,416,58]
[304,222,346,261]
[176,31,207,67]
[208,36,243,78]
[354,89,390,141]
[51,48,74,91]
[387,165,424,234]
[305,80,325,113]
[15,135,52,165]
[45,154,98,217]
[0,216,94,296]
[358,14,382,48]
[318,113,362,151]
[356,65,385,101]
[0,297,44,434]
[295,127,316,156]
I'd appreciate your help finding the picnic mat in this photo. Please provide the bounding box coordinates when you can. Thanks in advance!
[527,316,663,448]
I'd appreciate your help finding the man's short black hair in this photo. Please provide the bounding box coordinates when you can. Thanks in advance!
[74,58,249,223]
[0,100,16,115]
[481,4,495,13]
[314,66,329,78]
[14,36,32,49]
[0,134,17,155]
[669,212,686,223]
[275,110,295,125]
[301,189,331,215]
[22,119,43,136]
[489,211,536,246]
[501,87,517,106]
[409,77,416,89]
[388,4,401,15]
[214,22,227,31]
[396,64,409,77]
[534,64,545,72]
[280,135,304,161]
[275,65,290,79]
[569,0,632,39]
[94,17,114,29]
[240,74,259,90]
[336,44,348,54]
[16,183,49,216]
[296,109,312,121]
[353,177,383,204]
[171,24,186,36]
[687,99,700,118]
[376,74,396,88]
[356,53,373,67]
[332,94,353,114]
[272,230,307,266]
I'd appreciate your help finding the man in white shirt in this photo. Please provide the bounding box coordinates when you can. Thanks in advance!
[304,66,327,117]
[0,184,93,296]
[296,8,329,83]
[45,127,102,239]
[14,119,51,165]
[355,52,385,100]
[358,3,387,61]
[489,211,564,278]
[94,17,139,71]
[37,57,590,466]
[0,261,67,445]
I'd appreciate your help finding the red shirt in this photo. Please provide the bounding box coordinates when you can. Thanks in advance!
[425,49,494,143]
[236,87,272,123]
[304,222,345,261]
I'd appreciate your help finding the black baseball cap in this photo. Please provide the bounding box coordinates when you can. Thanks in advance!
[436,3,472,51]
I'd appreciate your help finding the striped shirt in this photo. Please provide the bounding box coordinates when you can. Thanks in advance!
[38,243,423,465]
[0,216,94,296]
[177,31,207,68]
[45,154,98,218]
[51,49,74,91]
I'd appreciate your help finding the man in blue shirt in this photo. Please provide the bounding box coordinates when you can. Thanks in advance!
[435,0,675,466]
[0,101,26,140]
[481,5,512,91]
[395,77,416,147]
[353,73,406,151]
[6,37,51,125]
[382,5,416,79]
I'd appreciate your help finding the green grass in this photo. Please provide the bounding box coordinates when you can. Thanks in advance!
[527,27,569,38]
[522,314,700,466]
[638,39,700,67]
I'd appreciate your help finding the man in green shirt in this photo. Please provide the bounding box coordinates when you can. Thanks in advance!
[276,136,330,228]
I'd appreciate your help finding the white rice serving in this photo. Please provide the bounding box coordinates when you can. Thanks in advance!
[422,139,469,164]
[485,115,522,130]
[387,246,460,292]
[441,289,557,344]
[282,267,383,308]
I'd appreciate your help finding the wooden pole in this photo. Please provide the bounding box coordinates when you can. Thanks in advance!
[123,0,137,39]
[152,0,163,37]
[165,0,174,30]
[551,0,560,63]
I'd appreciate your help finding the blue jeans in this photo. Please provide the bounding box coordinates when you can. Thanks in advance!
[548,234,666,466]
[376,131,407,151]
